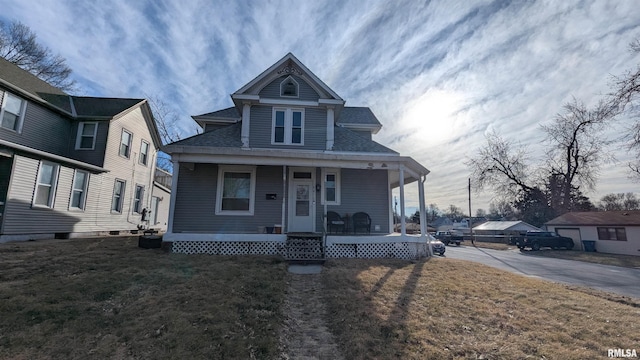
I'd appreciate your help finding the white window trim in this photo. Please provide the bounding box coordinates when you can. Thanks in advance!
[215,165,256,216]
[32,161,60,209]
[111,179,126,213]
[119,128,132,159]
[280,75,299,98]
[69,169,90,211]
[132,184,145,214]
[321,168,341,205]
[139,140,150,166]
[271,107,304,145]
[1,91,27,133]
[75,122,98,150]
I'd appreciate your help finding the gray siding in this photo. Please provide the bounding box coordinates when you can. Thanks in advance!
[67,120,108,167]
[172,164,284,233]
[249,105,327,150]
[259,75,320,101]
[0,91,71,155]
[315,169,390,233]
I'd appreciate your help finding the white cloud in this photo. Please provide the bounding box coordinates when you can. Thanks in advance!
[1,0,639,212]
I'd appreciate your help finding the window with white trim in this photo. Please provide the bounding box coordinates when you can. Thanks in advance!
[139,140,150,166]
[321,168,341,205]
[272,108,304,145]
[33,161,60,208]
[119,129,132,158]
[597,227,627,241]
[215,165,256,215]
[69,170,89,210]
[280,76,299,97]
[111,179,126,213]
[75,122,98,149]
[133,184,144,214]
[1,92,26,132]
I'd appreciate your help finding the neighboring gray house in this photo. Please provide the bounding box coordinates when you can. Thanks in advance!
[545,211,640,256]
[163,53,431,259]
[472,221,542,243]
[0,58,168,241]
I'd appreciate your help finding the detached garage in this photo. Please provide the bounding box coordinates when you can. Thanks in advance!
[545,211,640,256]
[472,221,541,243]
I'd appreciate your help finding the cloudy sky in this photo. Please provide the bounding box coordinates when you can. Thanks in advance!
[1,0,639,214]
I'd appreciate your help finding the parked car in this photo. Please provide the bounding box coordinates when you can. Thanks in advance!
[512,231,575,251]
[428,235,446,256]
[435,231,461,246]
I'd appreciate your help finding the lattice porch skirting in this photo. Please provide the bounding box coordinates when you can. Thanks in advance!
[169,240,428,260]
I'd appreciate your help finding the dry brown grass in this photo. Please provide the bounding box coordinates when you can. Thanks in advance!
[526,249,640,269]
[0,237,287,360]
[322,258,640,360]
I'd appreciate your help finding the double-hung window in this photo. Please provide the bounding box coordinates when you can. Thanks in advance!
[119,129,132,158]
[215,165,256,215]
[70,170,89,210]
[133,185,144,214]
[1,92,26,132]
[139,140,150,166]
[321,168,341,205]
[33,161,60,208]
[272,108,304,145]
[111,179,126,213]
[76,122,98,149]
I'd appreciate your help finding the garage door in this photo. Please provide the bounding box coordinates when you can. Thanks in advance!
[556,228,581,251]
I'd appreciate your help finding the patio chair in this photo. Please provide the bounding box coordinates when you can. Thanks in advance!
[352,212,371,234]
[326,211,345,234]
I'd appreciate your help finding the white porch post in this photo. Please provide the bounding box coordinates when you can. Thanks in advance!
[282,165,287,232]
[399,165,406,236]
[418,176,426,238]
[166,159,180,234]
[241,102,251,148]
[326,107,334,150]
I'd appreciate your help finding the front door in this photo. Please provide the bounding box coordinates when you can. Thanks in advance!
[288,169,315,233]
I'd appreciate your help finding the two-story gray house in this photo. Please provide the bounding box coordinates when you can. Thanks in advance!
[163,53,431,259]
[0,57,168,241]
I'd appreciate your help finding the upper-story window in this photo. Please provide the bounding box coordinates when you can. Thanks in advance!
[139,140,150,166]
[76,122,98,150]
[1,91,26,132]
[272,108,304,145]
[280,76,299,97]
[119,129,132,158]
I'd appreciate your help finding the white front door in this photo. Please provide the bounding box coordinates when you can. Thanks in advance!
[288,169,315,233]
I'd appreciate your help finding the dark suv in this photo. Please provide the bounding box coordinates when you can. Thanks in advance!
[514,231,575,251]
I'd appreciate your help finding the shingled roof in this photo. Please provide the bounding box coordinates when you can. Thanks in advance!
[336,107,381,126]
[546,211,640,226]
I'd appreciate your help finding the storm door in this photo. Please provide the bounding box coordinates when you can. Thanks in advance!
[288,169,315,232]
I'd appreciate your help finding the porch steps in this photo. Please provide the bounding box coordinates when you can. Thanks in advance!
[285,233,325,264]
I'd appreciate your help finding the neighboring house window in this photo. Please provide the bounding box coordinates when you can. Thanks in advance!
[139,140,150,166]
[111,179,126,213]
[119,129,132,158]
[321,168,341,205]
[215,165,256,215]
[1,92,26,132]
[272,108,304,145]
[33,161,60,208]
[597,227,627,241]
[70,170,89,210]
[133,185,144,214]
[280,76,299,97]
[75,122,98,150]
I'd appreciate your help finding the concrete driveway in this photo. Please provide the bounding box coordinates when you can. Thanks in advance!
[442,245,640,299]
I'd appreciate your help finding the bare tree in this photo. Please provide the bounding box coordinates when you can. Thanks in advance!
[610,38,640,178]
[598,192,640,211]
[0,20,76,92]
[541,98,616,212]
[467,130,535,199]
